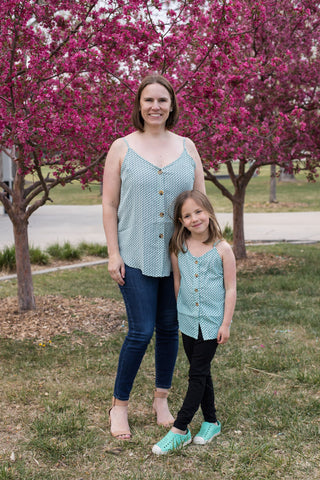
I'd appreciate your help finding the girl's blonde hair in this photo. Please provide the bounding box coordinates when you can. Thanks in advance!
[170,190,223,255]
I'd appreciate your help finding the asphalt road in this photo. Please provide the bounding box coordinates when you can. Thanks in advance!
[1,205,320,249]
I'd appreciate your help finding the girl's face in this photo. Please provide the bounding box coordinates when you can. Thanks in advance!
[139,83,172,128]
[180,198,210,238]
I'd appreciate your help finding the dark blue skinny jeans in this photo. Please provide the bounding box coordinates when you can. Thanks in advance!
[113,265,179,401]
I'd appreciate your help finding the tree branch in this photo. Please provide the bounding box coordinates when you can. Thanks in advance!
[25,151,106,219]
[203,166,235,202]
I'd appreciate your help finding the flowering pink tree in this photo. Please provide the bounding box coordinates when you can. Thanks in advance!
[1,0,320,311]
[198,0,320,258]
[1,0,243,311]
[0,0,156,311]
[145,0,320,258]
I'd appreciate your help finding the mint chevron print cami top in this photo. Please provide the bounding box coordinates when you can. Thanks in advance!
[177,241,225,340]
[117,139,195,277]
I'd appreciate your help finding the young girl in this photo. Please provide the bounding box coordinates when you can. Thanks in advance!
[152,190,236,455]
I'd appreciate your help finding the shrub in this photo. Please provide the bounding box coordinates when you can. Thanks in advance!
[222,223,234,242]
[29,246,50,265]
[0,246,16,271]
[46,242,81,261]
[78,242,108,258]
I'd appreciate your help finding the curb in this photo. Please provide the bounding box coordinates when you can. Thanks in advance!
[0,259,108,282]
[0,239,318,282]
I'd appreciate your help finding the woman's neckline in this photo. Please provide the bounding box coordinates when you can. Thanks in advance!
[126,144,187,169]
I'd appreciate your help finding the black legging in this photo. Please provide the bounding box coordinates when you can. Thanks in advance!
[174,328,218,431]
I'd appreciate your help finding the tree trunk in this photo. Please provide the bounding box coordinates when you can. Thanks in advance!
[204,161,255,260]
[13,217,35,311]
[269,164,277,203]
[9,169,36,311]
[232,192,247,259]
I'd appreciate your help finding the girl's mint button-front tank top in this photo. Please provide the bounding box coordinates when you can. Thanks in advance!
[118,139,195,277]
[177,242,225,340]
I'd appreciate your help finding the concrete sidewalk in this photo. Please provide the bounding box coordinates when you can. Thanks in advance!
[1,205,320,249]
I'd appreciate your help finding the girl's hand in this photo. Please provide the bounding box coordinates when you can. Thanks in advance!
[108,254,125,286]
[217,324,230,344]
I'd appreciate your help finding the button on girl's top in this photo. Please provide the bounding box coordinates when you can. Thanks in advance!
[117,139,195,277]
[177,242,225,340]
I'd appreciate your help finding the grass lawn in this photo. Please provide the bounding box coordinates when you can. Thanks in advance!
[26,165,320,212]
[0,243,319,479]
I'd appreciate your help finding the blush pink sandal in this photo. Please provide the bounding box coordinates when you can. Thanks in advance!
[109,397,131,440]
[152,390,174,427]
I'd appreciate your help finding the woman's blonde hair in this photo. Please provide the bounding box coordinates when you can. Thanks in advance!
[131,74,179,131]
[170,190,223,255]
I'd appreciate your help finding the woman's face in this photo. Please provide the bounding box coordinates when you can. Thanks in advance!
[139,82,172,129]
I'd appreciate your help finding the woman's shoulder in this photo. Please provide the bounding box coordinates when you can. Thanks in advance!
[125,131,138,141]
[183,137,202,166]
[110,136,126,150]
[109,135,133,155]
[106,137,129,168]
[183,136,196,147]
[168,132,193,146]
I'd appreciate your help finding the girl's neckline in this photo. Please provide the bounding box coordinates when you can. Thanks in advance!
[185,241,220,259]
[125,143,189,169]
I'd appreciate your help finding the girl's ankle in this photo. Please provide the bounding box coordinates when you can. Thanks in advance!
[171,426,187,435]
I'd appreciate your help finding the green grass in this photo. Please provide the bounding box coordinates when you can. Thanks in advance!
[205,165,320,212]
[0,243,319,479]
[26,165,320,212]
[0,262,120,300]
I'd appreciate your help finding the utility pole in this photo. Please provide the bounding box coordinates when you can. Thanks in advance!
[0,151,14,214]
[269,164,278,203]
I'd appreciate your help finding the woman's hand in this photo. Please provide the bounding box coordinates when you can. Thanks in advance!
[108,254,126,286]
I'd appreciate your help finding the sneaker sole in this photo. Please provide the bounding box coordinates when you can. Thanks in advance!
[193,430,220,445]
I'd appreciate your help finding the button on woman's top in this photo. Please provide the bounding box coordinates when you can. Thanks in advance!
[117,139,195,277]
[177,243,225,340]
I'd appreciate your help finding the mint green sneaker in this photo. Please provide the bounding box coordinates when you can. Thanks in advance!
[193,421,221,445]
[152,429,192,455]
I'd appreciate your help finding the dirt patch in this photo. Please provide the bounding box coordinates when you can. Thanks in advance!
[1,295,126,342]
[236,251,295,273]
[1,252,294,341]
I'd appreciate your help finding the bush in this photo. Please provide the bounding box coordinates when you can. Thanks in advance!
[0,246,16,271]
[222,223,233,242]
[46,242,81,261]
[29,246,50,265]
[78,242,108,258]
[0,242,108,273]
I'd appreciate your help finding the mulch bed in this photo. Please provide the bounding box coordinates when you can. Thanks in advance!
[1,295,126,342]
[1,252,294,341]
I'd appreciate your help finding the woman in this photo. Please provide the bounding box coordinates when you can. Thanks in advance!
[102,74,205,440]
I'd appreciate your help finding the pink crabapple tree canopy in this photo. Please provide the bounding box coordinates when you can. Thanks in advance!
[0,0,158,311]
[142,0,320,258]
[1,0,319,311]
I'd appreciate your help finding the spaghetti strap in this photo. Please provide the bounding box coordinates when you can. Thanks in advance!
[123,138,129,147]
[213,240,221,247]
